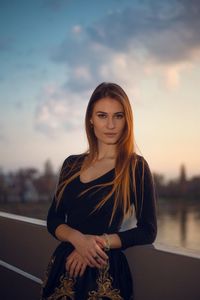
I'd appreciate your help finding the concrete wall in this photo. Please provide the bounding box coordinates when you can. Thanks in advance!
[0,211,200,300]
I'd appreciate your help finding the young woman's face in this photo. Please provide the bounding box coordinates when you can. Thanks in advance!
[90,97,126,145]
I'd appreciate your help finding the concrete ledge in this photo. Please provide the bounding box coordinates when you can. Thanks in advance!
[1,211,200,300]
[0,265,41,300]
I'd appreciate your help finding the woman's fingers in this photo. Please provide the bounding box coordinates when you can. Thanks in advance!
[65,255,75,271]
[84,256,95,268]
[66,249,108,278]
[68,259,87,278]
[96,247,109,260]
[74,261,83,278]
[79,263,87,277]
[94,254,108,267]
[70,261,87,278]
[83,242,109,268]
[66,250,90,277]
[69,259,79,278]
[93,243,109,262]
[87,250,108,268]
[89,256,102,268]
[95,235,106,248]
[70,234,110,271]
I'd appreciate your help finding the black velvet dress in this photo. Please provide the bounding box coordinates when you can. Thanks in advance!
[40,153,157,300]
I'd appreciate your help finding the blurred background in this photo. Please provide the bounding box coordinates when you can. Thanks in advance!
[0,0,199,253]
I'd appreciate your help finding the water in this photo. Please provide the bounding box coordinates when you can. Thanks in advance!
[120,198,200,254]
[156,198,200,253]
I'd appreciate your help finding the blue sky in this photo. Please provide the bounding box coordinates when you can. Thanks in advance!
[0,0,200,181]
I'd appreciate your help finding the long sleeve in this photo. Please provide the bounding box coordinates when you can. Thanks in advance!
[46,156,72,240]
[117,156,158,250]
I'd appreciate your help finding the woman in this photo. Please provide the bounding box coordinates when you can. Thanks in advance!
[40,82,157,300]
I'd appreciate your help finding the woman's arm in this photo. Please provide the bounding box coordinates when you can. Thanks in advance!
[48,200,108,269]
[46,155,85,243]
[47,155,108,268]
[117,157,157,250]
[46,156,72,240]
[104,156,157,250]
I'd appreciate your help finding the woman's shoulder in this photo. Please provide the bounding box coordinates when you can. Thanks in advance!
[59,153,87,179]
[134,153,143,161]
[132,153,145,164]
[62,153,87,168]
[131,153,151,174]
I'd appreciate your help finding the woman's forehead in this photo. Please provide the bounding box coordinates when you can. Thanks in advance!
[93,97,124,112]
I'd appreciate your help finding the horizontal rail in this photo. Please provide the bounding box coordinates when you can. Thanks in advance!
[0,259,43,284]
[0,211,46,226]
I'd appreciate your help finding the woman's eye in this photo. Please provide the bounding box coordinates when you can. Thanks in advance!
[115,114,124,119]
[97,114,107,118]
[97,114,124,119]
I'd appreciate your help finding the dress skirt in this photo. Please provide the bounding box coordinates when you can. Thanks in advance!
[40,242,134,300]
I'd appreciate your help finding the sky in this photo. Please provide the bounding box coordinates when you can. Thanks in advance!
[0,0,199,181]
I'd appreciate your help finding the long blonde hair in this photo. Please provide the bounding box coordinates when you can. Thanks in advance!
[55,82,144,226]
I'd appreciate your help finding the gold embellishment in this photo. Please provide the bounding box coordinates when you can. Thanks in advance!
[46,272,76,300]
[103,233,110,251]
[88,260,123,300]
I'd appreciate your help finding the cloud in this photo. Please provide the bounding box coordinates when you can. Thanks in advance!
[163,61,193,89]
[72,25,82,35]
[39,0,200,136]
[59,0,200,65]
[34,84,89,137]
[87,0,200,63]
[52,34,115,91]
[36,52,144,137]
[51,0,200,92]
[142,60,194,90]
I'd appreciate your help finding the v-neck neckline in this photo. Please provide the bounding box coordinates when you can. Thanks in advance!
[79,154,115,184]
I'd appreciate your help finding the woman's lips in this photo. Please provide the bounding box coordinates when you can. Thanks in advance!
[104,133,117,137]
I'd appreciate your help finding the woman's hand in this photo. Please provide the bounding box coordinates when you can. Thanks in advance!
[65,249,87,278]
[70,231,108,268]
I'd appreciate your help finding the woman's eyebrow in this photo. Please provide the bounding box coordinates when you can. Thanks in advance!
[96,111,124,114]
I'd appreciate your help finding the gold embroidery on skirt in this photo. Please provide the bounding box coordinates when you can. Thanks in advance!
[88,260,123,300]
[46,272,76,300]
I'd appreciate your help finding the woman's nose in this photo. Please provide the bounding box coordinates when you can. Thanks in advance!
[106,117,115,129]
